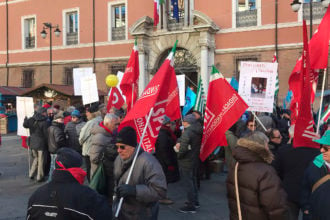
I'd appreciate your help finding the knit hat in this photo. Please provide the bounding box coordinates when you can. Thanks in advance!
[116,126,137,147]
[53,111,64,120]
[71,110,81,118]
[183,114,197,124]
[36,107,47,114]
[314,130,330,145]
[55,147,82,168]
[162,115,171,125]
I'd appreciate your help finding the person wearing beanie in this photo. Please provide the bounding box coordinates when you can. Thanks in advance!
[113,126,167,220]
[155,116,179,205]
[23,106,49,183]
[226,131,289,220]
[27,148,112,219]
[64,110,86,154]
[47,112,67,182]
[175,113,203,213]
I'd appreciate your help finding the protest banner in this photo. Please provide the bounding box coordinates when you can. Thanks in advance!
[16,96,34,136]
[81,74,99,105]
[73,67,93,96]
[176,74,185,106]
[238,61,278,113]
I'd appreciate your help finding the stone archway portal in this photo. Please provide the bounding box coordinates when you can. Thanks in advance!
[157,47,198,91]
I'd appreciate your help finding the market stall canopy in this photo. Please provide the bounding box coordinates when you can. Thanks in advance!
[0,86,29,96]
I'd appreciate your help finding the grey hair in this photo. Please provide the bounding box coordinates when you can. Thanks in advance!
[243,131,269,146]
[104,113,119,124]
[66,106,75,113]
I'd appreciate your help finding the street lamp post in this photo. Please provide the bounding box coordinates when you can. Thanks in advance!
[291,0,329,39]
[40,22,61,84]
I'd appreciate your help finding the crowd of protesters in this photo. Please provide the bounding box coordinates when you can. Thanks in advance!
[24,101,330,220]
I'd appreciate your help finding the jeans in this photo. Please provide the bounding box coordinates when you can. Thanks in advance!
[180,167,199,205]
[48,154,57,182]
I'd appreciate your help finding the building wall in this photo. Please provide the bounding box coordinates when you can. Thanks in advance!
[0,0,328,106]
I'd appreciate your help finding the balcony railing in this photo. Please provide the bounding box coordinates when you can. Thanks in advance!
[25,36,35,49]
[236,9,257,28]
[303,1,327,20]
[168,17,184,31]
[112,26,126,41]
[66,32,78,45]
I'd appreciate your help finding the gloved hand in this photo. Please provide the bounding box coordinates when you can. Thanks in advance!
[117,184,136,198]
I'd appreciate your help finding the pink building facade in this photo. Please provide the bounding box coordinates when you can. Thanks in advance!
[0,0,329,103]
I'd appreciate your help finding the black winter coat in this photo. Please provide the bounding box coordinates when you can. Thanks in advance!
[23,113,49,151]
[155,126,179,183]
[301,155,330,220]
[48,121,66,154]
[177,123,203,170]
[27,170,112,220]
[272,145,320,205]
[64,120,86,153]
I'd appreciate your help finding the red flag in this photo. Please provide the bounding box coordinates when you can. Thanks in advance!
[154,0,159,26]
[120,39,139,113]
[293,21,320,149]
[200,66,248,161]
[106,87,125,112]
[21,136,28,149]
[119,41,181,152]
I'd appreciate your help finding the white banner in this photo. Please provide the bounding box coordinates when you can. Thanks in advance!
[238,61,278,113]
[16,96,34,136]
[81,74,99,105]
[73,67,93,96]
[116,71,126,101]
[176,75,185,106]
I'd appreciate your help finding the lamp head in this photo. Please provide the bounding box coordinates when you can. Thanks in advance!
[291,0,301,12]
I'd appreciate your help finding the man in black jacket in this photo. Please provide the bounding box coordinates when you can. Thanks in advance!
[23,107,49,182]
[175,114,203,213]
[27,147,112,220]
[47,112,67,181]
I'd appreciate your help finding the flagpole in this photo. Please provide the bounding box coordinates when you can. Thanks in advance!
[316,68,327,134]
[252,111,267,132]
[115,107,154,218]
[131,84,134,109]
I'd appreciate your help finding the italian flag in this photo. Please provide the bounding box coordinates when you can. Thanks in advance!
[321,105,330,123]
[200,66,248,161]
[154,0,164,26]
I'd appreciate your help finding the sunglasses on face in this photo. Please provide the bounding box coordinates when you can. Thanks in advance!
[116,144,126,150]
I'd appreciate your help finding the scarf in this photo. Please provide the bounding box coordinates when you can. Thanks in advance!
[55,161,86,185]
[99,122,113,134]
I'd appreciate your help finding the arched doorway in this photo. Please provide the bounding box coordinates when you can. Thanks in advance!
[156,47,198,92]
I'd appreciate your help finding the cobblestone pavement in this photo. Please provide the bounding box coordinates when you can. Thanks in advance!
[0,133,229,220]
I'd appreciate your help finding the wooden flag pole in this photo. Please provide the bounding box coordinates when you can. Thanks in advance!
[115,107,154,218]
[316,68,327,134]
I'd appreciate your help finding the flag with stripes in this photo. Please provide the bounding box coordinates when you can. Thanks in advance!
[321,105,330,123]
[193,75,206,114]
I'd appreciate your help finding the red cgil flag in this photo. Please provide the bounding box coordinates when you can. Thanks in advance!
[293,21,320,149]
[200,66,248,161]
[119,41,181,152]
[120,39,139,113]
[106,87,125,112]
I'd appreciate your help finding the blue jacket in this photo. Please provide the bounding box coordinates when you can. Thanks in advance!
[301,154,330,220]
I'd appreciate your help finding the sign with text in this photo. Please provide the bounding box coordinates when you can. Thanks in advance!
[81,74,99,105]
[16,96,34,136]
[176,75,185,106]
[73,67,93,96]
[238,61,278,112]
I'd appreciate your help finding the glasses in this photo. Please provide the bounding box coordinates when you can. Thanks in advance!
[273,136,282,139]
[115,123,120,126]
[321,145,330,152]
[116,144,126,150]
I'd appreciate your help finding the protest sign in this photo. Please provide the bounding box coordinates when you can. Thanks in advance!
[81,74,99,105]
[73,67,93,95]
[238,62,278,113]
[176,74,185,106]
[16,96,34,136]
